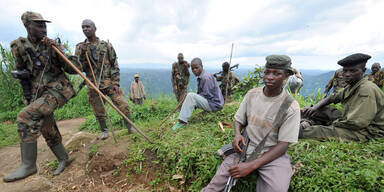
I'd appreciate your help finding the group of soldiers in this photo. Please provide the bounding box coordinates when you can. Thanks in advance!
[3,11,384,192]
[171,53,240,103]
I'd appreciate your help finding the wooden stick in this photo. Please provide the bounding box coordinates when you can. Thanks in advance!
[52,46,153,143]
[159,93,187,127]
[85,52,117,143]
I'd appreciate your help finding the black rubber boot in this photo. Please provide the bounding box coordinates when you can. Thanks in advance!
[50,143,72,176]
[3,142,37,182]
[98,119,109,140]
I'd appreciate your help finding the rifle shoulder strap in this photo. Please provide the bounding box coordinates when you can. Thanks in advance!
[247,94,294,162]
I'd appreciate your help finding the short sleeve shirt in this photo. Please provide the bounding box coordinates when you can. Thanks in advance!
[234,87,300,157]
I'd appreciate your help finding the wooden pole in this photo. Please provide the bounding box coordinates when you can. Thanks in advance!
[52,46,153,143]
[85,52,117,143]
[159,92,187,127]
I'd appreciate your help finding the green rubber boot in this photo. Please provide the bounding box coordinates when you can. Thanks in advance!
[50,143,72,176]
[3,142,37,182]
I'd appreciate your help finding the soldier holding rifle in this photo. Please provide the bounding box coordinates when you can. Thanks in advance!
[202,55,300,192]
[4,11,82,182]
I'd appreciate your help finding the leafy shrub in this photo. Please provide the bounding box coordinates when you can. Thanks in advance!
[232,65,264,100]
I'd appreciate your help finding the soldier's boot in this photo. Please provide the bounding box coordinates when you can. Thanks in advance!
[50,143,72,176]
[3,141,37,182]
[98,119,109,140]
[125,114,135,134]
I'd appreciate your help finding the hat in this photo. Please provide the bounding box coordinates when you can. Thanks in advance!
[134,74,139,78]
[222,62,229,67]
[265,55,294,75]
[337,53,371,67]
[21,11,51,25]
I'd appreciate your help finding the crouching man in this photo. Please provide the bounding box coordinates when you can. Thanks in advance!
[172,57,224,130]
[202,55,300,192]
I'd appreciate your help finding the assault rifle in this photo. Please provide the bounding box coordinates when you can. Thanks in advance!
[214,64,239,76]
[223,131,250,192]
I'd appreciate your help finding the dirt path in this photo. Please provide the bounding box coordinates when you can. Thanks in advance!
[0,118,163,192]
[0,118,88,192]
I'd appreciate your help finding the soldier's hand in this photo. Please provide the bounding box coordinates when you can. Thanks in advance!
[41,37,58,47]
[229,162,254,179]
[232,134,246,153]
[173,85,178,92]
[301,106,317,118]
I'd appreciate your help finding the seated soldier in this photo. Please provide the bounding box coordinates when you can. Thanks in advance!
[300,53,384,141]
[172,58,224,130]
[202,55,300,192]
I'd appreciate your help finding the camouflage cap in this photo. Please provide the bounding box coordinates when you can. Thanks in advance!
[134,74,139,78]
[337,53,371,67]
[21,11,51,25]
[265,54,294,75]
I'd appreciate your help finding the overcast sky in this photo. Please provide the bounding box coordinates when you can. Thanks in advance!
[1,0,384,70]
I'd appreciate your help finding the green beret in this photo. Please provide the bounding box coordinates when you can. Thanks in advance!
[337,53,371,67]
[265,54,293,75]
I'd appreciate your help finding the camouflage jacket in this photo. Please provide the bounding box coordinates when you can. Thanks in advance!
[10,37,82,106]
[75,38,120,89]
[329,78,384,134]
[366,71,384,88]
[171,61,190,88]
[325,69,347,93]
[216,71,239,89]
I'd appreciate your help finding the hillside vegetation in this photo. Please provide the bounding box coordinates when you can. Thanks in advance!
[0,44,383,191]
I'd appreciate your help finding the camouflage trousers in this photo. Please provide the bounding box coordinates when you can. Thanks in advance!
[174,86,187,103]
[87,86,131,121]
[132,98,143,105]
[219,86,233,102]
[300,106,370,141]
[17,92,63,147]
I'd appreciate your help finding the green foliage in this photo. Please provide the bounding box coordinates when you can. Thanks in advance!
[0,123,19,147]
[0,44,24,113]
[232,65,264,100]
[79,94,177,132]
[117,94,383,191]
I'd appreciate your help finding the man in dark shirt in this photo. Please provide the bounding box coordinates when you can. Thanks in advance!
[172,58,224,130]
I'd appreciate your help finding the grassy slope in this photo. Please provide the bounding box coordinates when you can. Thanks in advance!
[81,96,384,191]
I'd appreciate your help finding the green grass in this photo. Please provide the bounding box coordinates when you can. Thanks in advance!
[0,123,19,147]
[88,96,383,192]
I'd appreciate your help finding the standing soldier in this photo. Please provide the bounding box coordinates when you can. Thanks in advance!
[366,62,384,88]
[324,68,347,95]
[171,53,190,103]
[75,19,133,139]
[214,62,239,102]
[3,11,82,182]
[129,74,146,105]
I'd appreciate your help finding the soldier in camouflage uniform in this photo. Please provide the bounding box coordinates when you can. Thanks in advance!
[171,53,190,103]
[300,53,384,141]
[75,19,133,139]
[214,62,239,102]
[3,11,81,182]
[324,68,347,95]
[365,62,384,88]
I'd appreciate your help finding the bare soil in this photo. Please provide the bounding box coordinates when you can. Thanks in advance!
[0,118,174,192]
